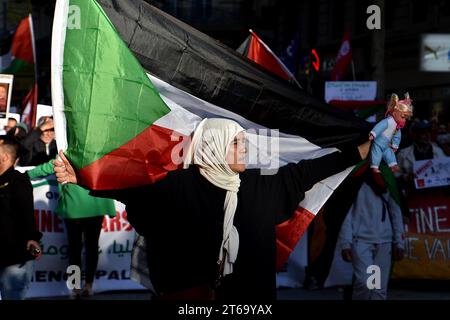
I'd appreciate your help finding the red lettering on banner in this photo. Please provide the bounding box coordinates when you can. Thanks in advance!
[102,211,133,233]
[34,209,65,233]
[54,214,64,233]
[122,211,133,231]
[34,209,39,227]
[109,213,121,232]
[41,210,53,232]
[415,160,433,176]
[102,216,107,232]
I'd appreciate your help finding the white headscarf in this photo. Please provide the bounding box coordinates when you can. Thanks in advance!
[183,118,245,276]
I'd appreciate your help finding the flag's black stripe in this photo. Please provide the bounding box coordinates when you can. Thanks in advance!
[98,0,371,148]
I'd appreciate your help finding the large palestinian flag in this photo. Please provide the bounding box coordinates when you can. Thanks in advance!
[52,0,371,268]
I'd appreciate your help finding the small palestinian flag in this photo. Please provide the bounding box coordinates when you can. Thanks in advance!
[3,14,36,74]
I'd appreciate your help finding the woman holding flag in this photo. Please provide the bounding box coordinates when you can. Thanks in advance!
[53,118,370,300]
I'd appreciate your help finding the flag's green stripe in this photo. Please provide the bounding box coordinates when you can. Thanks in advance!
[350,160,401,206]
[2,58,31,73]
[379,163,401,206]
[355,105,384,119]
[64,0,170,168]
[32,180,58,188]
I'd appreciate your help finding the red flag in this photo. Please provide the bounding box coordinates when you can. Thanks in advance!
[247,30,294,81]
[331,31,352,81]
[21,83,38,130]
[12,15,35,65]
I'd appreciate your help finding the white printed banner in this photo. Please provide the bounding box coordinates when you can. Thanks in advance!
[325,81,377,103]
[25,175,146,298]
[17,173,308,296]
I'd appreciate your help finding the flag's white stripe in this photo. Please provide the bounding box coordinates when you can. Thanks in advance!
[149,73,354,215]
[21,99,32,124]
[51,0,69,152]
[150,74,335,162]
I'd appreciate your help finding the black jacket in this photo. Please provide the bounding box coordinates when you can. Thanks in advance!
[0,166,42,267]
[19,129,57,166]
[92,147,362,300]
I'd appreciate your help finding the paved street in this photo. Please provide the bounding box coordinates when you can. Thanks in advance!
[30,280,450,300]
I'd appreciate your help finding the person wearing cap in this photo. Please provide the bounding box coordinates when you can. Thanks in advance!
[397,119,446,181]
[19,117,57,166]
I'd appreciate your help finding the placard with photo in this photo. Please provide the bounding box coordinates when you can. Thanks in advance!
[0,74,14,127]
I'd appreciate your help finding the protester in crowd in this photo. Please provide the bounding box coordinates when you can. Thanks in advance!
[6,123,28,142]
[397,119,446,182]
[339,169,405,300]
[3,117,17,133]
[19,116,57,166]
[436,133,450,157]
[53,118,371,300]
[0,135,42,300]
[27,160,116,298]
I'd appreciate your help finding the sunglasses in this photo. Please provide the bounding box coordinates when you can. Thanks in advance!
[42,128,55,133]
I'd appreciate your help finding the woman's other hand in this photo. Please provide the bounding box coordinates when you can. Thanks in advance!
[358,140,371,160]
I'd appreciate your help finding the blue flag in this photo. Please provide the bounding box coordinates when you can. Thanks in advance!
[280,32,300,74]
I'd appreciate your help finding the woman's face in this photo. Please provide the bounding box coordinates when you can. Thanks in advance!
[226,131,247,173]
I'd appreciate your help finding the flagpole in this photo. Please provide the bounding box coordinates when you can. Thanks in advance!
[28,13,39,128]
[291,75,303,90]
[29,14,38,84]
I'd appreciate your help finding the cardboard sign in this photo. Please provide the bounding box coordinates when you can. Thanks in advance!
[325,81,377,103]
[0,74,14,127]
[414,157,450,189]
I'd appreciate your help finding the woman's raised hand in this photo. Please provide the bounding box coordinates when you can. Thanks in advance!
[53,150,78,185]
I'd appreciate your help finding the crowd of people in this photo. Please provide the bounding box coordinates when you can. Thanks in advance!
[304,114,450,300]
[1,116,115,299]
